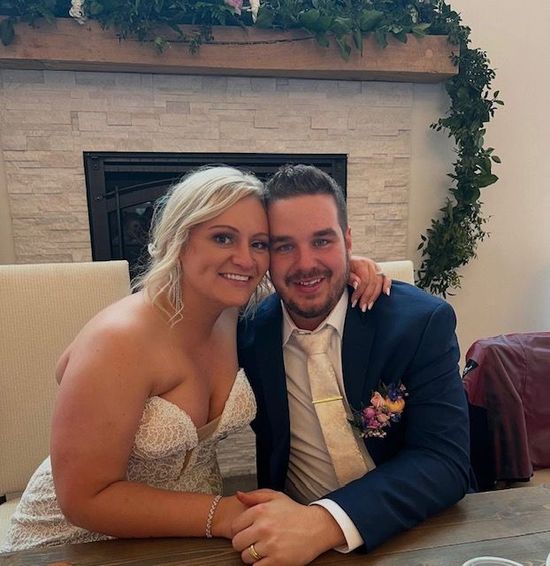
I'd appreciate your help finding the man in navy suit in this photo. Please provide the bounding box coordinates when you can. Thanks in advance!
[233,165,470,565]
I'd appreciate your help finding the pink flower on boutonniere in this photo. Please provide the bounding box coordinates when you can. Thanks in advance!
[349,381,408,439]
[225,0,243,14]
[370,391,385,409]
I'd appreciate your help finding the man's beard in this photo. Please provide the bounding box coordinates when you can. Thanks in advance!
[282,264,349,322]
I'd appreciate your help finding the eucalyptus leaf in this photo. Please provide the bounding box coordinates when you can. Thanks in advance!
[353,28,363,53]
[0,17,15,46]
[412,22,431,37]
[476,174,498,188]
[336,37,351,60]
[167,22,184,37]
[315,15,333,33]
[359,9,384,32]
[255,7,274,28]
[375,29,388,48]
[315,33,329,48]
[392,29,407,43]
[89,2,104,16]
[331,17,352,36]
[37,6,55,24]
[299,9,320,30]
[154,36,168,52]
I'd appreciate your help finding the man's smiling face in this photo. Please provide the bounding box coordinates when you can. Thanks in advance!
[268,194,351,331]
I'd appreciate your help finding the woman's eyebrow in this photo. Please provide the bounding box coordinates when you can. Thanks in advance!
[208,224,269,238]
[207,224,237,231]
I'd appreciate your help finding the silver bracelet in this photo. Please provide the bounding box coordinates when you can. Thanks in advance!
[205,494,222,538]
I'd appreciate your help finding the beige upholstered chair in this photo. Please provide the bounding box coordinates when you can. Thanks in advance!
[378,260,415,285]
[0,261,130,545]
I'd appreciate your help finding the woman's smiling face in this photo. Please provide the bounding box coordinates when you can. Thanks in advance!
[179,195,270,309]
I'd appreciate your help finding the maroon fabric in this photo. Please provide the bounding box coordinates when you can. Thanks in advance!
[463,332,550,481]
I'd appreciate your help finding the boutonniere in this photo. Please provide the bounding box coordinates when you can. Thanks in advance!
[349,382,408,439]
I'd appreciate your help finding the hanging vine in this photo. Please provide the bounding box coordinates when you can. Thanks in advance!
[0,0,502,297]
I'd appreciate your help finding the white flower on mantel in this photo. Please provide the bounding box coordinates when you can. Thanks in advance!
[249,0,260,22]
[69,0,87,24]
[224,0,261,21]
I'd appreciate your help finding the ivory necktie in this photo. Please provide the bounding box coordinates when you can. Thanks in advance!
[293,326,375,486]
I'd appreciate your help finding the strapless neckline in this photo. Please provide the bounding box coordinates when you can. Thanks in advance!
[150,367,245,440]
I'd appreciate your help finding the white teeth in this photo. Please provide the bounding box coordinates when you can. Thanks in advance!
[298,278,321,286]
[222,273,250,281]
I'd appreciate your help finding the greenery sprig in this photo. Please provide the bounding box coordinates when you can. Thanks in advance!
[0,0,502,296]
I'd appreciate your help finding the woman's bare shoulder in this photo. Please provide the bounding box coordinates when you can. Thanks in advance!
[56,292,169,384]
[75,292,161,342]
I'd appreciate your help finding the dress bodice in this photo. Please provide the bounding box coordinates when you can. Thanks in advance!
[2,369,256,552]
[127,368,256,493]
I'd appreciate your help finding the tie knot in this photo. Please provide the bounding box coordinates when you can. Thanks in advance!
[293,326,333,355]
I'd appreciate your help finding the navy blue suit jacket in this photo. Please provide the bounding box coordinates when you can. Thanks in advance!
[237,281,470,551]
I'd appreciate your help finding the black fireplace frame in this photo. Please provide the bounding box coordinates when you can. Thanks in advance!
[84,152,347,271]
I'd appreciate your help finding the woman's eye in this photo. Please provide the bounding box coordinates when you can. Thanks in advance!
[252,240,270,251]
[213,234,233,245]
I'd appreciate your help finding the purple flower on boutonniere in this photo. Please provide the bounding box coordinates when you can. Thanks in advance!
[349,381,408,439]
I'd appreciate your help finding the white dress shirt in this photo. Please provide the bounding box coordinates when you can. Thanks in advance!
[281,290,364,552]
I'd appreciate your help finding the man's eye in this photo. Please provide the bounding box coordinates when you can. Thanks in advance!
[273,243,293,253]
[213,234,233,245]
[252,240,270,251]
[313,239,330,247]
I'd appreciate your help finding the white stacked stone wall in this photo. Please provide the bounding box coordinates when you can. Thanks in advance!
[0,68,412,477]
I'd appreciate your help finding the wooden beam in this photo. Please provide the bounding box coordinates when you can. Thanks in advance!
[0,18,458,83]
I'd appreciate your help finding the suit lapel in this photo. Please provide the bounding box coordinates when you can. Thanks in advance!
[341,297,377,409]
[255,298,290,443]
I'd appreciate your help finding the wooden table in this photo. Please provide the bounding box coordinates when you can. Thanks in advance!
[2,485,550,565]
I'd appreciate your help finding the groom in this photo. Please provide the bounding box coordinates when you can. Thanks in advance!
[234,164,470,564]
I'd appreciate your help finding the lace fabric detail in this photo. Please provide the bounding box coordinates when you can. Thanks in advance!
[2,369,256,552]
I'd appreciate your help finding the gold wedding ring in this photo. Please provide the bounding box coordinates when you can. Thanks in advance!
[248,543,262,561]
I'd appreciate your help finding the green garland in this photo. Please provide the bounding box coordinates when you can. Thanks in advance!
[0,0,502,297]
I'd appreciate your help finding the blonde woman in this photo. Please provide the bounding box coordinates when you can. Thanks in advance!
[1,166,387,552]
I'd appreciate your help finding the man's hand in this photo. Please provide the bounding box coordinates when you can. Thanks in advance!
[231,490,345,565]
[349,255,391,312]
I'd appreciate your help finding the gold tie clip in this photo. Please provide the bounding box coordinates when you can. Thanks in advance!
[312,395,343,405]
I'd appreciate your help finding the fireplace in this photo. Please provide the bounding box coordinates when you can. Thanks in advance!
[85,152,347,278]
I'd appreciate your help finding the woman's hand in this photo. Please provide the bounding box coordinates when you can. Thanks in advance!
[212,495,250,539]
[349,255,391,311]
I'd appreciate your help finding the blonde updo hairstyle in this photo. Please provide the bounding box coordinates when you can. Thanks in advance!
[133,166,267,323]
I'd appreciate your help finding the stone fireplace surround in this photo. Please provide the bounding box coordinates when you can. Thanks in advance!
[1,65,415,478]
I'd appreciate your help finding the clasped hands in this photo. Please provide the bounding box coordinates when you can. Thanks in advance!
[230,489,346,566]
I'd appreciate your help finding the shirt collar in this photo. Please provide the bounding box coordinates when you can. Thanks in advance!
[281,289,349,347]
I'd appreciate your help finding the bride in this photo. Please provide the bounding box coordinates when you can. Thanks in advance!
[1,166,387,552]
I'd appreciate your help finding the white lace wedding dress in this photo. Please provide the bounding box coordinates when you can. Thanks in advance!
[1,369,256,552]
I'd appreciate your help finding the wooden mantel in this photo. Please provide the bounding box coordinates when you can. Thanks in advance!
[0,18,457,83]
